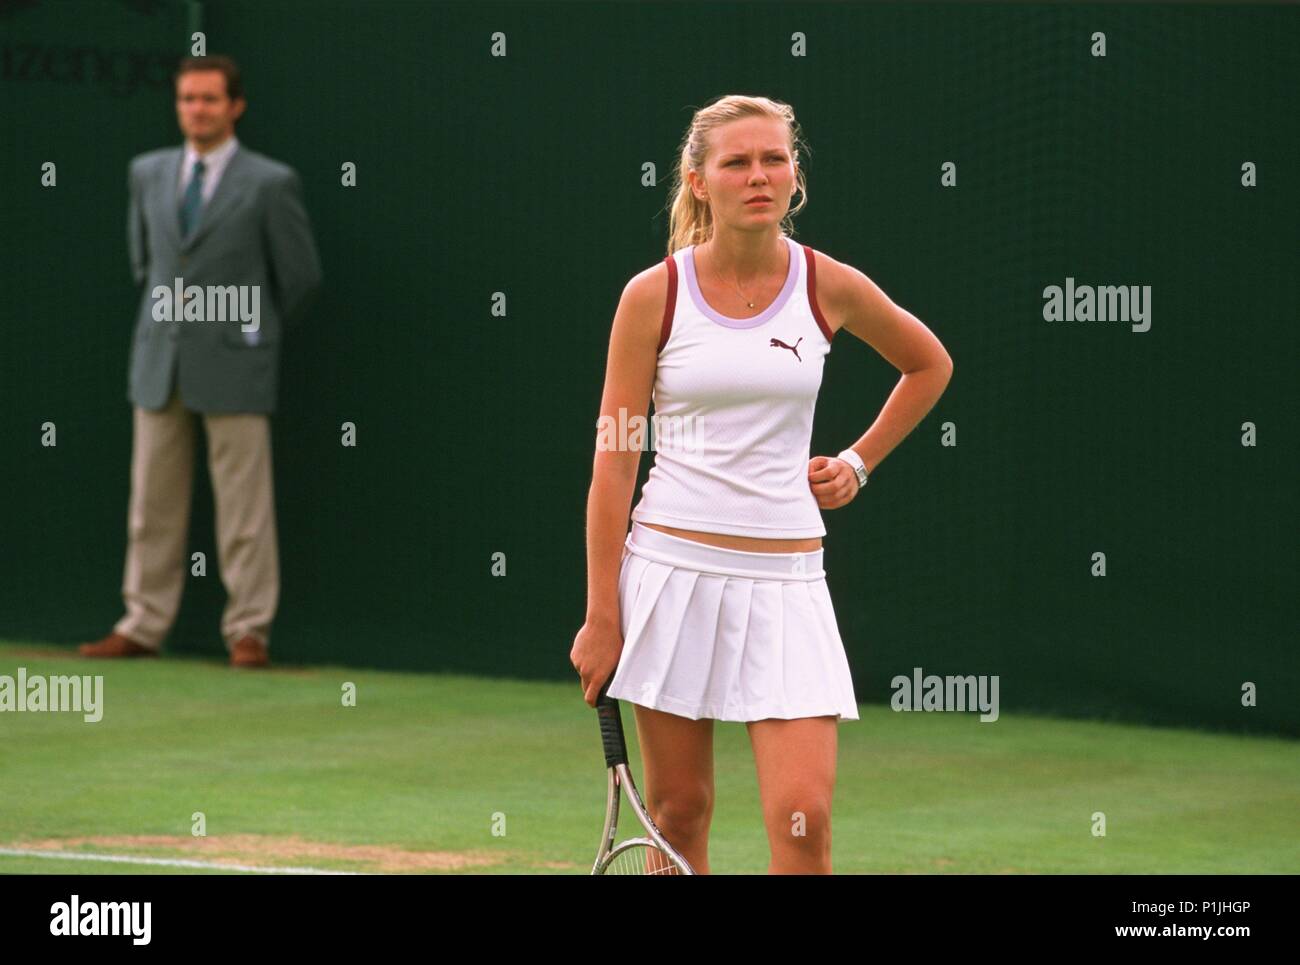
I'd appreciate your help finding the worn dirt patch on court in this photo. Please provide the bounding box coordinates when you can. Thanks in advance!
[11,834,512,872]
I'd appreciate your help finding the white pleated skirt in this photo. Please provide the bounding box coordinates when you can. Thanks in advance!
[606,522,860,723]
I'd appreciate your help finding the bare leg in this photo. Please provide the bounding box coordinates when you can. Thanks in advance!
[746,716,838,874]
[631,703,715,874]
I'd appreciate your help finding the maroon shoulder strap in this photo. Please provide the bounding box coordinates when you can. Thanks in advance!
[657,253,678,353]
[802,244,834,343]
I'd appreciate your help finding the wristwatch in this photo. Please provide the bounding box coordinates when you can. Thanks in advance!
[836,448,869,490]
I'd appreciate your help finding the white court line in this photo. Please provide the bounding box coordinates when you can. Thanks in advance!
[0,847,366,875]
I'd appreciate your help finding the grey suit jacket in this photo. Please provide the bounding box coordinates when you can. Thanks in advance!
[126,143,322,413]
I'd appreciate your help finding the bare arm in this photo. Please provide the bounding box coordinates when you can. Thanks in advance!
[571,261,665,705]
[585,263,664,624]
[823,254,953,476]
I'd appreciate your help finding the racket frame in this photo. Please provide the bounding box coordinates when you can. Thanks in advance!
[592,681,696,875]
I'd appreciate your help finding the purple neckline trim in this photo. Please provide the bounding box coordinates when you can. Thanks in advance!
[684,235,799,329]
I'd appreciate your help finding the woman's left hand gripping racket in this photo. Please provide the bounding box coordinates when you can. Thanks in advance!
[592,675,696,875]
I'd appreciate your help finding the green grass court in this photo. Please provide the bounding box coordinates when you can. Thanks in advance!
[1,640,1296,874]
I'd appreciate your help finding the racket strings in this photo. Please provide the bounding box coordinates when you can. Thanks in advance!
[605,842,682,875]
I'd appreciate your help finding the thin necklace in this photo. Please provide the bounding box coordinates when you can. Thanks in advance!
[704,242,781,310]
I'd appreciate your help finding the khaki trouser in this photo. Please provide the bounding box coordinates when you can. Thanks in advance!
[113,384,279,652]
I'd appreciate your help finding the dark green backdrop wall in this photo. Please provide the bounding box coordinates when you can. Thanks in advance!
[2,2,1295,736]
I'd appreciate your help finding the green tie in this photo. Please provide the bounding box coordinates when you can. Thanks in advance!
[179,158,206,236]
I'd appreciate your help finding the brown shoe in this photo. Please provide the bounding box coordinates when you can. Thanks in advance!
[78,632,158,658]
[230,635,270,668]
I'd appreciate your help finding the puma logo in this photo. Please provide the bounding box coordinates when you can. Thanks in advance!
[769,336,803,361]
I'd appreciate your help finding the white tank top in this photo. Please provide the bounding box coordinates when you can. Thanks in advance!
[630,234,837,539]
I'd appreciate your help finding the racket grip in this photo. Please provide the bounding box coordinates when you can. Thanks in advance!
[596,674,628,768]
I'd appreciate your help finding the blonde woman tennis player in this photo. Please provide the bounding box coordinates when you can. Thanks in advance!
[571,94,953,874]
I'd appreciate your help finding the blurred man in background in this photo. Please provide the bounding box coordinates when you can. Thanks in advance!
[80,54,321,668]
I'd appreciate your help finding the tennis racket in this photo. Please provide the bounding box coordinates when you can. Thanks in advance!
[592,675,696,875]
